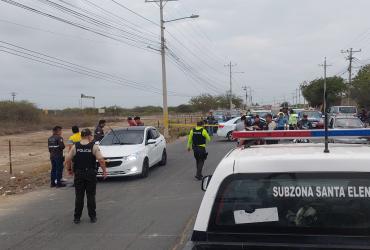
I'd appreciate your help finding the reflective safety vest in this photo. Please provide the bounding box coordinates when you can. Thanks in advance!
[289,114,298,125]
[192,128,206,146]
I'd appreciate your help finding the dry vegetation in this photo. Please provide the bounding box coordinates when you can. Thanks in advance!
[0,101,202,197]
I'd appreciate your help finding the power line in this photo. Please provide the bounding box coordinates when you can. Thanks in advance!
[109,0,159,26]
[0,40,191,97]
[0,0,159,52]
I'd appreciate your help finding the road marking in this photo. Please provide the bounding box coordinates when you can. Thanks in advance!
[171,212,196,250]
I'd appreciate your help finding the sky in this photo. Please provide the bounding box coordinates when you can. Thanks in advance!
[1,0,370,109]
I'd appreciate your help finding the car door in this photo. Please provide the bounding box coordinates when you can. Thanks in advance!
[145,128,157,166]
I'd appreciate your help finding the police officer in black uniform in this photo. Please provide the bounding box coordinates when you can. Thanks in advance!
[187,121,211,180]
[65,129,107,224]
[94,119,106,142]
[48,126,66,187]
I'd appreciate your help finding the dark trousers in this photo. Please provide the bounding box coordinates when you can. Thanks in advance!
[193,146,207,177]
[50,157,64,185]
[74,170,97,219]
[206,126,214,136]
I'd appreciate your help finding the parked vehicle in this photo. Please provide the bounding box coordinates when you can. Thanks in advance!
[298,110,324,129]
[329,116,367,144]
[329,106,357,118]
[217,117,241,141]
[97,126,166,178]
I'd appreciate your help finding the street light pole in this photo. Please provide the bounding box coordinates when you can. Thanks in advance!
[146,0,198,138]
[159,0,169,138]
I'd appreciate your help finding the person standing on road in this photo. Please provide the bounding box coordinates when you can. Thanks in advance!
[288,110,298,130]
[48,126,66,188]
[252,115,264,130]
[236,115,247,131]
[298,114,312,129]
[94,120,106,142]
[264,114,278,144]
[276,112,288,130]
[65,129,107,224]
[67,125,81,151]
[187,121,211,180]
[206,111,216,136]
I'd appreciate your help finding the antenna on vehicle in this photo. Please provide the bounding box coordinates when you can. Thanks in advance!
[107,126,121,144]
[320,57,331,153]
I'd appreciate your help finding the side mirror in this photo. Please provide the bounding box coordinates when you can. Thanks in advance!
[146,139,156,145]
[201,175,212,191]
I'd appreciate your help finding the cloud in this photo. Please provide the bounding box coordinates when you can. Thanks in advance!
[1,0,370,108]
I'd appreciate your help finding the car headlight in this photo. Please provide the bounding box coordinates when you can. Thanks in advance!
[124,153,138,161]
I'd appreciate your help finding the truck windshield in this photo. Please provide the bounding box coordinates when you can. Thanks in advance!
[301,111,321,119]
[209,173,370,235]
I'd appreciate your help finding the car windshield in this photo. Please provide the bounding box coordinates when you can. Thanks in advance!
[339,107,357,114]
[209,173,370,235]
[301,111,321,119]
[100,129,144,145]
[335,118,363,128]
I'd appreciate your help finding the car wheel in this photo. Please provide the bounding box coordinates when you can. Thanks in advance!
[140,158,149,178]
[159,149,167,166]
[227,131,234,141]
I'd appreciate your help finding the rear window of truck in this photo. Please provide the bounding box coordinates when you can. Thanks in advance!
[339,107,357,113]
[209,173,370,235]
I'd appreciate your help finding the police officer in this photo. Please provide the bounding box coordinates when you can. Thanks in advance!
[187,121,211,180]
[94,119,106,142]
[65,129,107,224]
[48,126,66,188]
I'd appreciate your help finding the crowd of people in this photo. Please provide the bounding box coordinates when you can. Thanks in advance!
[234,108,315,132]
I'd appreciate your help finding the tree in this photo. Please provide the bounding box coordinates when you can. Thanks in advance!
[189,93,244,112]
[280,102,290,108]
[215,94,243,109]
[301,76,347,108]
[350,64,370,108]
[189,94,218,112]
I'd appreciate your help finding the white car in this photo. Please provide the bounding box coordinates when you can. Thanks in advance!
[97,126,166,178]
[189,131,370,249]
[217,117,241,141]
[329,116,368,144]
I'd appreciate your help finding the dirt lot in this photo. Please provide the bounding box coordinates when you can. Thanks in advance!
[0,116,195,196]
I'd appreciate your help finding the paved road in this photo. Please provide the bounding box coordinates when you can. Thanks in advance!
[0,137,234,250]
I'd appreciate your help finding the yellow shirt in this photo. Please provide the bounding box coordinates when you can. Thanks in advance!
[68,132,81,145]
[187,126,211,149]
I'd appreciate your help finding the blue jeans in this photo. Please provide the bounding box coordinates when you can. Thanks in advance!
[51,157,64,185]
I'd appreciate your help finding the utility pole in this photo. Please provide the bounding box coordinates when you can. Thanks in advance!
[10,92,16,102]
[242,86,252,108]
[242,86,248,108]
[225,62,237,111]
[146,0,198,138]
[320,57,331,153]
[341,48,361,105]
